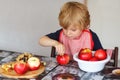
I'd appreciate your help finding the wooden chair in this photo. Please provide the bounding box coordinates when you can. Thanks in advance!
[51,47,56,58]
[106,47,118,67]
[51,46,119,67]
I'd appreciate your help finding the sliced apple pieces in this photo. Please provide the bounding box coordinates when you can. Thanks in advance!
[27,57,41,71]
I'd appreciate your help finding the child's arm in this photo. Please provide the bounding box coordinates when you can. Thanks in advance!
[39,36,57,47]
[39,36,65,55]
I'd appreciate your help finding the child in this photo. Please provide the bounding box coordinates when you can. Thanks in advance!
[39,1,103,59]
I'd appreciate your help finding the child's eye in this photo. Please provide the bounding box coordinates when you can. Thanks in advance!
[71,29,76,31]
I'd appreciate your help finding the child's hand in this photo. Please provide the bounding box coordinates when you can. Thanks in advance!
[54,42,65,55]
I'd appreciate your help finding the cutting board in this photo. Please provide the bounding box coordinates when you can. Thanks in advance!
[0,63,45,79]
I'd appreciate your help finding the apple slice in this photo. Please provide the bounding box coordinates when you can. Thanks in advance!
[27,57,40,71]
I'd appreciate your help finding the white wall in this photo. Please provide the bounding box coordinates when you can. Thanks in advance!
[0,0,85,56]
[87,0,120,66]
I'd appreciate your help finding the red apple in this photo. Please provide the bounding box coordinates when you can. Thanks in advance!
[56,54,70,65]
[27,57,40,71]
[94,49,107,60]
[14,62,29,74]
[78,48,92,61]
[89,57,98,61]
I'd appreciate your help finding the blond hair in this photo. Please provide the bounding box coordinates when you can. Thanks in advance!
[58,1,90,30]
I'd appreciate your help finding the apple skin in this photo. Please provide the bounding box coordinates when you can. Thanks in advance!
[27,57,40,71]
[94,49,107,60]
[89,57,98,61]
[78,48,92,61]
[14,62,29,74]
[56,54,70,65]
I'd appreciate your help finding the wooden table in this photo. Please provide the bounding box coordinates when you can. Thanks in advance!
[0,50,120,80]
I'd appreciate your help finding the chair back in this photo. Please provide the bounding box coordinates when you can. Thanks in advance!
[51,47,56,57]
[106,47,118,67]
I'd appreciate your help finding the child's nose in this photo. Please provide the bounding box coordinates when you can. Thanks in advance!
[66,31,71,36]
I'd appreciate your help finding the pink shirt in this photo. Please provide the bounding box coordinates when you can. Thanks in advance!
[59,29,94,58]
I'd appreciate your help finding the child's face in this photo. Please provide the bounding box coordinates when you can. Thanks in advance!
[63,24,82,39]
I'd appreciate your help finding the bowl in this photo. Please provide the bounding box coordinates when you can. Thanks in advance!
[73,53,110,72]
